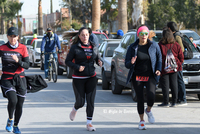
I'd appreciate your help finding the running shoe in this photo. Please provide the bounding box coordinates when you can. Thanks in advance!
[170,103,177,107]
[6,118,14,132]
[145,108,155,124]
[69,107,77,121]
[87,124,96,131]
[177,101,187,106]
[13,126,21,134]
[138,121,146,130]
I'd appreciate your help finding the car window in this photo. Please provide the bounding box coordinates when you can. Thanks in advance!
[99,42,106,54]
[182,32,200,40]
[153,32,162,43]
[105,43,119,57]
[128,34,136,46]
[95,34,107,45]
[121,34,131,49]
[98,42,104,51]
[183,35,198,52]
[36,41,42,48]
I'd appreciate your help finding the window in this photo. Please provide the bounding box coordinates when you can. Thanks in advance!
[121,35,131,49]
[95,34,107,45]
[105,43,119,57]
[128,34,136,46]
[36,41,42,48]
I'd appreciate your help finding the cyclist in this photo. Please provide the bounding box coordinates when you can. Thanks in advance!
[41,28,61,79]
[0,27,29,134]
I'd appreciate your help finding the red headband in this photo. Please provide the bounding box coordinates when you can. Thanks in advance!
[137,26,149,36]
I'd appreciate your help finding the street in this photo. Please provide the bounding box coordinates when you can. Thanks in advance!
[0,66,199,134]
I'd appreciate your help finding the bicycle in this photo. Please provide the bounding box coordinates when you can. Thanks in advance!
[45,52,58,83]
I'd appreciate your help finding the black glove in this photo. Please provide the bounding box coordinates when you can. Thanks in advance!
[58,50,62,54]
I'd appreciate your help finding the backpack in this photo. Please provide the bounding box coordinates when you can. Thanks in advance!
[174,32,193,59]
[164,44,178,72]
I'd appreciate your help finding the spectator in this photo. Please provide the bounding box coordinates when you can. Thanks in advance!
[88,28,99,47]
[103,29,112,39]
[30,34,37,45]
[189,36,197,48]
[115,29,124,39]
[158,28,184,107]
[167,21,187,106]
[125,25,162,130]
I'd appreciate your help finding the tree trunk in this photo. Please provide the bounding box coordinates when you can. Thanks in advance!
[50,0,53,14]
[118,0,128,34]
[92,0,100,31]
[38,0,43,35]
[1,6,5,34]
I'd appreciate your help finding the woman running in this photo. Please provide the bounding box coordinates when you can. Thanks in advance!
[125,25,162,130]
[0,27,29,134]
[65,27,102,131]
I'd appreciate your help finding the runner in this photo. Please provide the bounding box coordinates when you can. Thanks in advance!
[65,27,102,131]
[125,25,162,130]
[0,27,29,134]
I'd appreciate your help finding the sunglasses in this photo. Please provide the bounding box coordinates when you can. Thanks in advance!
[139,32,149,36]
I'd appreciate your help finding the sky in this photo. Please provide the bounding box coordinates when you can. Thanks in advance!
[19,0,63,16]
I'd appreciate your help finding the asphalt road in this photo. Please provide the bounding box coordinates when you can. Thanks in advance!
[0,66,199,134]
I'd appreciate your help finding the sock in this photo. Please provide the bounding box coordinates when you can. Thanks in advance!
[73,107,77,111]
[87,117,92,124]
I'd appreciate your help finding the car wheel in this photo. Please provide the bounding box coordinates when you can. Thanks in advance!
[102,71,110,90]
[131,82,137,102]
[66,66,72,78]
[111,68,123,94]
[198,94,200,100]
[57,63,63,75]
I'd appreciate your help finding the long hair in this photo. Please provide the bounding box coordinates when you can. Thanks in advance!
[160,28,176,44]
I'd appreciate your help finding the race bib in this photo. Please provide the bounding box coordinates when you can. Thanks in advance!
[136,76,149,82]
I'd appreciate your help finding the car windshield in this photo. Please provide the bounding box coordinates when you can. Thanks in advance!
[36,41,42,48]
[25,38,33,45]
[105,43,119,57]
[95,34,107,45]
[153,32,198,52]
[182,32,200,40]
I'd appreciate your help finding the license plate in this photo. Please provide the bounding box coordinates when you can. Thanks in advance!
[183,77,188,84]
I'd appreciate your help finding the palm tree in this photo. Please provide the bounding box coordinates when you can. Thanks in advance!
[92,0,100,31]
[38,0,43,35]
[118,0,128,34]
[0,0,6,34]
[50,0,53,13]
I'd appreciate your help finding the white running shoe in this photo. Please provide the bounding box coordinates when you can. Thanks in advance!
[138,121,146,130]
[145,108,155,124]
[87,124,96,131]
[69,107,77,121]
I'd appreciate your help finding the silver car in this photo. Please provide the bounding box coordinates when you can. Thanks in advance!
[95,39,121,90]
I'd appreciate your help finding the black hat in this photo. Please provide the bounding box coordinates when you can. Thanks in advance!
[47,28,52,31]
[7,27,18,36]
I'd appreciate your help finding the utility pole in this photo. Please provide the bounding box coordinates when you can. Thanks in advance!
[50,0,53,14]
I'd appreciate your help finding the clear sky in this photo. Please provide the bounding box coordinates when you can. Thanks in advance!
[19,0,63,16]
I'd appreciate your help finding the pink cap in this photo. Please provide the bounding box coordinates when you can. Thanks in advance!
[137,26,149,36]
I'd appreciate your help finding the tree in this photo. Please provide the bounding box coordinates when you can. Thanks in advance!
[92,0,100,31]
[118,0,128,34]
[38,0,43,35]
[0,0,6,34]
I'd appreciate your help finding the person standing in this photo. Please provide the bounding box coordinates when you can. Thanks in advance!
[0,27,29,134]
[125,25,162,130]
[88,28,99,47]
[103,29,112,39]
[158,28,184,107]
[41,28,61,79]
[189,36,197,48]
[65,27,102,131]
[30,34,38,45]
[115,29,124,39]
[167,22,187,105]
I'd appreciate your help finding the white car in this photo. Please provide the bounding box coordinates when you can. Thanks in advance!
[29,39,42,67]
[95,39,121,90]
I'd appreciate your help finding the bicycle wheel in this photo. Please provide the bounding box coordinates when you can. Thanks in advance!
[52,59,57,83]
[48,62,52,81]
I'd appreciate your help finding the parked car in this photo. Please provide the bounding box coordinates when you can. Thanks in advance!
[57,30,108,78]
[180,30,200,46]
[21,35,43,46]
[28,39,42,67]
[111,29,200,101]
[0,39,5,46]
[95,39,121,90]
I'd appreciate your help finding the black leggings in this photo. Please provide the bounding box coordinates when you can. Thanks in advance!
[72,76,97,119]
[7,91,25,126]
[132,75,157,115]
